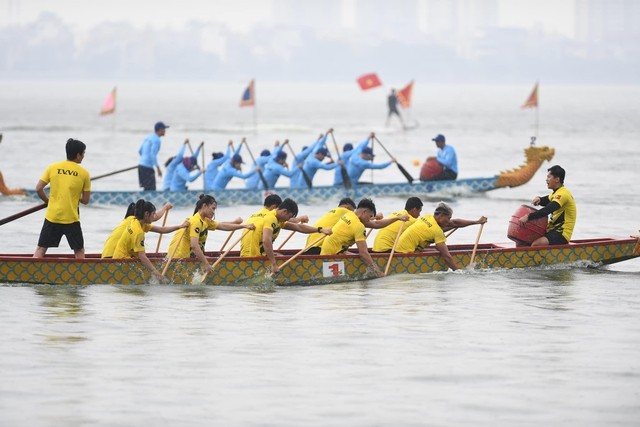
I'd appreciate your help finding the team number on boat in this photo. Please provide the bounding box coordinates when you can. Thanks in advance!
[323,261,345,277]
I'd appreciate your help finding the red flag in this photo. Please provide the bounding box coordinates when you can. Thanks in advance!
[356,73,382,90]
[240,79,255,107]
[396,80,414,108]
[99,86,116,115]
[521,82,538,109]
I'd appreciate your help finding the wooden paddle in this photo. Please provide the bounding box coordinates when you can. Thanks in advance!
[270,234,327,278]
[219,229,235,252]
[197,229,250,283]
[242,138,270,190]
[0,203,47,226]
[445,227,458,237]
[384,221,405,275]
[468,223,485,269]
[0,164,139,227]
[329,130,352,190]
[285,143,313,189]
[154,209,171,253]
[91,165,138,181]
[277,230,297,250]
[161,227,188,276]
[373,135,414,183]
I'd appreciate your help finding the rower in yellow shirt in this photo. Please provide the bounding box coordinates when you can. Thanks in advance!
[303,198,356,254]
[102,200,172,258]
[396,202,487,271]
[112,200,188,282]
[241,196,332,275]
[372,197,423,253]
[320,198,407,278]
[167,194,255,274]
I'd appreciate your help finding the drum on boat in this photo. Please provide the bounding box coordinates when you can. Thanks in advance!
[419,157,443,181]
[507,205,547,246]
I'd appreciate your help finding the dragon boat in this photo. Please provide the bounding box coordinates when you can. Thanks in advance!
[6,145,556,207]
[1,236,638,286]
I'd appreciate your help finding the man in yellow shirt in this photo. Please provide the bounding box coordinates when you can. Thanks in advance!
[241,196,332,275]
[395,202,487,270]
[34,138,91,259]
[321,198,407,278]
[372,197,423,253]
[518,165,577,246]
[303,198,356,254]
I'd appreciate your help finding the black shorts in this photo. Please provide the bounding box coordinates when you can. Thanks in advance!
[138,165,156,190]
[545,230,568,245]
[37,219,84,250]
[303,246,321,255]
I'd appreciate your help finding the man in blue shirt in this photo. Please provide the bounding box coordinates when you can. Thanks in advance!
[212,154,258,190]
[427,134,458,181]
[138,121,169,190]
[294,148,340,188]
[261,147,298,189]
[346,142,395,185]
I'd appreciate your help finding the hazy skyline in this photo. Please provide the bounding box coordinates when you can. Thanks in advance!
[1,0,638,84]
[2,0,577,37]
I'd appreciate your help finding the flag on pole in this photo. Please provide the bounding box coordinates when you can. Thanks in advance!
[240,79,255,107]
[99,87,117,115]
[396,80,414,108]
[521,82,538,109]
[356,73,382,90]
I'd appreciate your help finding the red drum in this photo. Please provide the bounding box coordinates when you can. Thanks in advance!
[507,205,548,246]
[419,157,443,181]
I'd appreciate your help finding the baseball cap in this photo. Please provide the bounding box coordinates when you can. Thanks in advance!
[343,143,354,151]
[276,151,287,160]
[316,148,329,156]
[212,152,224,160]
[362,147,375,157]
[232,154,244,164]
[154,121,170,131]
[260,149,271,157]
[432,134,445,143]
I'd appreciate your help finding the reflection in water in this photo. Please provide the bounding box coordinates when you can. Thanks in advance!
[35,285,85,318]
[34,285,88,344]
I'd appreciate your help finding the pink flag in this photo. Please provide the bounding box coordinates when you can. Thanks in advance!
[100,87,117,115]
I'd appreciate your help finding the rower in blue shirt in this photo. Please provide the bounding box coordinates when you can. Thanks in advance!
[289,132,330,188]
[204,141,239,191]
[346,140,396,185]
[170,156,202,191]
[246,141,284,189]
[260,146,297,189]
[161,139,190,191]
[293,148,340,188]
[212,154,257,190]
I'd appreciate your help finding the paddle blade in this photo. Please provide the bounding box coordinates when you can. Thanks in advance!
[340,166,352,189]
[396,163,414,183]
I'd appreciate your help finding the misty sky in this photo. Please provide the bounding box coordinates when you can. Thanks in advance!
[2,0,575,37]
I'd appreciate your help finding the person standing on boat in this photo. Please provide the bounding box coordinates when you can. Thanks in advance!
[101,200,173,258]
[518,165,576,246]
[204,141,236,191]
[240,197,332,275]
[161,139,191,191]
[346,145,396,185]
[167,194,255,274]
[112,200,188,282]
[385,89,405,129]
[395,202,461,270]
[320,198,402,278]
[138,121,169,191]
[33,138,91,259]
[422,134,458,181]
[170,156,202,191]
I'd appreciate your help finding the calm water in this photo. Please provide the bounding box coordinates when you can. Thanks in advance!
[1,82,639,426]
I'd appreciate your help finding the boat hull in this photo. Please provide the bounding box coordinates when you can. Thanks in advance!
[1,237,638,286]
[18,177,499,207]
